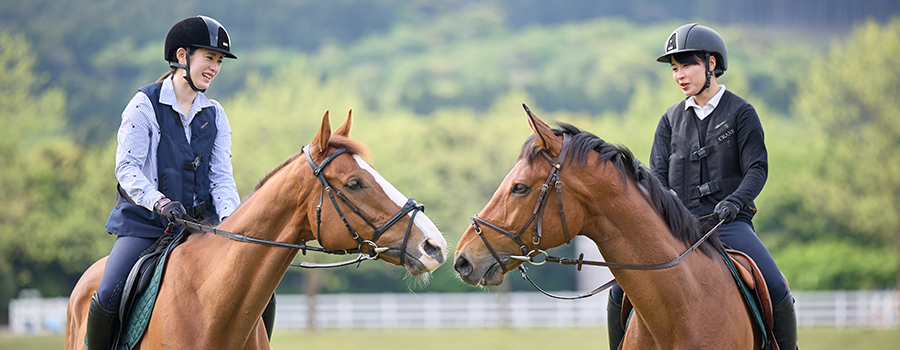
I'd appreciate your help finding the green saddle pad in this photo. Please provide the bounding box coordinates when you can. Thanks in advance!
[120,228,185,349]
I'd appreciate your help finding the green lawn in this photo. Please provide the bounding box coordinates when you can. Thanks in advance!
[2,327,898,349]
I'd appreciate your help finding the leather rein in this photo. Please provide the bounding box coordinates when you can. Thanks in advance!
[174,144,425,269]
[469,134,723,299]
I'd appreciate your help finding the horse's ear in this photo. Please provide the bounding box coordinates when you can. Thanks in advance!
[310,110,332,157]
[524,104,562,156]
[334,109,352,138]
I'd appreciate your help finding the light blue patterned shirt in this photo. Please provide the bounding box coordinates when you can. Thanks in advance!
[114,77,240,220]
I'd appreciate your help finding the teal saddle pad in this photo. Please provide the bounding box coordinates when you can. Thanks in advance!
[119,228,185,349]
[720,250,771,349]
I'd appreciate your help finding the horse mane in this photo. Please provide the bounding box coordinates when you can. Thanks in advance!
[249,135,370,195]
[520,123,724,258]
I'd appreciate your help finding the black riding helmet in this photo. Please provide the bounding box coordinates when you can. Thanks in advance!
[657,23,727,96]
[164,15,236,92]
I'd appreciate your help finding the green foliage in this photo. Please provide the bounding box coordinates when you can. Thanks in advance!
[226,59,366,196]
[1,0,828,143]
[776,240,898,290]
[0,27,114,316]
[789,17,900,287]
[303,13,820,122]
[794,18,900,241]
[0,0,410,142]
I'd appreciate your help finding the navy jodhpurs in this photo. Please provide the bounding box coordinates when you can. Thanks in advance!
[96,235,157,311]
[610,219,788,305]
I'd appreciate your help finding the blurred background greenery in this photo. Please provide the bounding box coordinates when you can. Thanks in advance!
[1,0,899,326]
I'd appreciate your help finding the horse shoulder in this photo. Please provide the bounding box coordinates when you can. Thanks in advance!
[64,256,107,350]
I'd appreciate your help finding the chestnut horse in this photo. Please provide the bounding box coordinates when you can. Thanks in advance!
[66,111,447,349]
[453,106,759,349]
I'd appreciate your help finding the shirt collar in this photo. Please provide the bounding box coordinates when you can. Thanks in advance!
[159,77,214,114]
[684,84,727,111]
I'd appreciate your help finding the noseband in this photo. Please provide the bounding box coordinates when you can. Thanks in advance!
[470,134,573,273]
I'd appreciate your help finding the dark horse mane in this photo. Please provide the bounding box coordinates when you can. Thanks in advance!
[521,122,724,258]
[248,135,370,197]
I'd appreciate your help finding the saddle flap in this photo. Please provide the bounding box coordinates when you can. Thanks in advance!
[115,231,184,349]
[726,249,773,327]
[726,249,778,350]
[119,252,162,318]
[728,252,756,290]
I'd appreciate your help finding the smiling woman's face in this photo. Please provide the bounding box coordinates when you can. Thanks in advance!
[184,48,224,91]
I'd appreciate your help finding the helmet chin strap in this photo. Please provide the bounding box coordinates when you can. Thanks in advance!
[168,47,206,93]
[693,52,712,97]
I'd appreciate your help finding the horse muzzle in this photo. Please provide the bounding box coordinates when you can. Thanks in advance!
[453,252,506,286]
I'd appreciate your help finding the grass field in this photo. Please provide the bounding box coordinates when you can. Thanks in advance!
[3,327,898,349]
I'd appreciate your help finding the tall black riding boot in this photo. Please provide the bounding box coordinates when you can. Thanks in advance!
[772,291,798,350]
[85,292,119,350]
[261,294,276,341]
[607,294,625,350]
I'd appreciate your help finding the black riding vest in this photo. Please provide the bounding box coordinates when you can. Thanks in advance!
[664,90,755,218]
[105,82,218,238]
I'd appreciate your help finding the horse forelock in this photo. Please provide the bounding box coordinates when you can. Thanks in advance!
[520,123,723,258]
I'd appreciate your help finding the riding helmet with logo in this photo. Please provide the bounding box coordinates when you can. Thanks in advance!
[657,23,727,77]
[164,15,236,62]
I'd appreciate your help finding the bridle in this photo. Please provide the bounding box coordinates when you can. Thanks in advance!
[468,134,722,299]
[175,144,426,268]
[470,134,574,272]
[303,144,425,267]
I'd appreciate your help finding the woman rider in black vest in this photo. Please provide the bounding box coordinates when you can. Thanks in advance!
[606,24,798,350]
[85,16,276,350]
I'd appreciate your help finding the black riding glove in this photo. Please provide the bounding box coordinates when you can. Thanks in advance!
[714,200,739,224]
[154,197,186,222]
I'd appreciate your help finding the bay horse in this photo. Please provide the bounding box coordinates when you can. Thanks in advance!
[453,106,759,349]
[66,110,447,349]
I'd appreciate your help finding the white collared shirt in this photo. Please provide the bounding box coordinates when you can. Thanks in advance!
[114,77,240,219]
[685,84,726,120]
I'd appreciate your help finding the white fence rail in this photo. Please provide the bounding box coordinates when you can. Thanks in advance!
[275,292,607,330]
[9,291,899,334]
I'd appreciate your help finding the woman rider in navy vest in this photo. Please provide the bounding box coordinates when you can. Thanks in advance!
[86,16,275,350]
[605,24,798,350]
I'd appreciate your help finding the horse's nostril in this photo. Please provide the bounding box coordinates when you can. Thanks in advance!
[454,255,473,277]
[423,240,444,263]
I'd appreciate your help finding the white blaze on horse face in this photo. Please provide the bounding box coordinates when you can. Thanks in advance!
[353,155,447,252]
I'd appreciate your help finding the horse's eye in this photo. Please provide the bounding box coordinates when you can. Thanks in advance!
[346,179,364,190]
[511,184,529,194]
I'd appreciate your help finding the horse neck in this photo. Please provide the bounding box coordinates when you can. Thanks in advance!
[193,157,316,304]
[580,171,729,321]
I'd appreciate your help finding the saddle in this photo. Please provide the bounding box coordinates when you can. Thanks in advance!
[619,249,778,350]
[113,228,186,350]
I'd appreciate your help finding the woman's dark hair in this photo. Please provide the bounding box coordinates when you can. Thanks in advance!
[157,68,177,83]
[670,51,704,66]
[670,51,725,74]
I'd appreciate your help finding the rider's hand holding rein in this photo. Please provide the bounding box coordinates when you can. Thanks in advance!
[154,197,186,222]
[714,200,739,224]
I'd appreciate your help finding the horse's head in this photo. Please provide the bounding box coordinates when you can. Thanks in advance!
[302,110,447,275]
[453,106,590,286]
